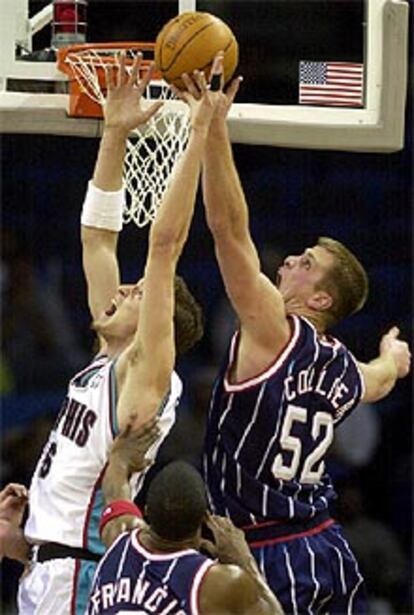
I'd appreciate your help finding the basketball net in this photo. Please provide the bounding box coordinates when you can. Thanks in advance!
[57,44,190,227]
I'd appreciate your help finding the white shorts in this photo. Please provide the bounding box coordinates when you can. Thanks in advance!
[18,558,98,615]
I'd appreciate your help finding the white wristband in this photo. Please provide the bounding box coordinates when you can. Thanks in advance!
[81,181,124,232]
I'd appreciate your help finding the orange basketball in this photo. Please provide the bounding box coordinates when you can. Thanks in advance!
[154,11,239,90]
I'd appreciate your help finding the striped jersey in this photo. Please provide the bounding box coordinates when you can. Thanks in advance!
[87,529,215,614]
[204,314,364,528]
[25,354,182,555]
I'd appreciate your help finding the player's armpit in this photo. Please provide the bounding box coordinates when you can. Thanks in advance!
[199,564,283,615]
[115,364,169,432]
[116,346,171,433]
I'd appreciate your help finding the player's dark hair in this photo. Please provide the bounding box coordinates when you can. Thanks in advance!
[174,275,204,355]
[316,237,369,328]
[146,461,207,541]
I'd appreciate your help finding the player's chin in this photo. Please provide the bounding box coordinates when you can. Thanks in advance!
[93,306,117,330]
[91,317,104,333]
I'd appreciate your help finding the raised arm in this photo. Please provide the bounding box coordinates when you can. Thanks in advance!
[358,326,411,402]
[115,57,223,431]
[202,81,290,367]
[100,419,159,548]
[81,54,162,330]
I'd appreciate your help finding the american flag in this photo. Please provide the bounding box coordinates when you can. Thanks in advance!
[299,61,364,107]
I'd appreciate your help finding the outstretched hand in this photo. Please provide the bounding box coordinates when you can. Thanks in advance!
[211,75,243,123]
[103,52,163,134]
[380,326,411,378]
[110,416,160,476]
[200,512,253,567]
[170,53,228,133]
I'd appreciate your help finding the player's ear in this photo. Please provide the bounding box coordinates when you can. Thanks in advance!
[307,290,333,312]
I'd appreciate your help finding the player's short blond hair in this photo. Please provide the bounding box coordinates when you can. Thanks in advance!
[316,237,369,329]
[174,275,204,355]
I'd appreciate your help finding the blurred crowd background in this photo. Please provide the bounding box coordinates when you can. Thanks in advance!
[1,1,412,613]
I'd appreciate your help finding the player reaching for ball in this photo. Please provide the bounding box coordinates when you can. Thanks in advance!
[17,53,224,615]
[197,73,411,613]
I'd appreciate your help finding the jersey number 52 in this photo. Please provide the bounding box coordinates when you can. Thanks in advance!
[272,404,333,483]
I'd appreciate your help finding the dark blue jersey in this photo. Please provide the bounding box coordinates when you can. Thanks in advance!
[87,529,215,614]
[204,314,364,529]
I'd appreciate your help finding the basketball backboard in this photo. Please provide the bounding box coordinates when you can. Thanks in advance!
[0,0,409,152]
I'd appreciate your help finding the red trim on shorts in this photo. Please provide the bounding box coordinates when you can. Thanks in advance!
[242,518,284,531]
[248,518,335,549]
[70,559,81,615]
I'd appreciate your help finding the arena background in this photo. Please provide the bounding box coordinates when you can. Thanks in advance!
[1,1,412,612]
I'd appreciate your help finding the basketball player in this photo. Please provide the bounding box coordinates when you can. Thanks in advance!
[17,54,223,614]
[196,76,412,613]
[0,483,29,562]
[88,453,283,614]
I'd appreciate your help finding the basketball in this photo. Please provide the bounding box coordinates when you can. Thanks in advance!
[154,11,239,90]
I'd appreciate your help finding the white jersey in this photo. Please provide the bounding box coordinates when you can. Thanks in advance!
[25,354,182,554]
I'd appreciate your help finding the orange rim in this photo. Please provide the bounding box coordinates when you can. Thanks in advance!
[57,41,161,79]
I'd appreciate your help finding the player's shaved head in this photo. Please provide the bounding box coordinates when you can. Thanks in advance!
[146,461,207,541]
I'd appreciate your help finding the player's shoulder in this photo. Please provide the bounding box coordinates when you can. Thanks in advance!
[171,369,183,396]
[100,529,131,564]
[70,353,112,389]
[295,314,322,338]
[298,315,352,355]
[199,563,260,613]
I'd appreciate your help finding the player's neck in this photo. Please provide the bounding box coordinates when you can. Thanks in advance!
[139,527,200,554]
[288,306,327,334]
[104,335,133,358]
